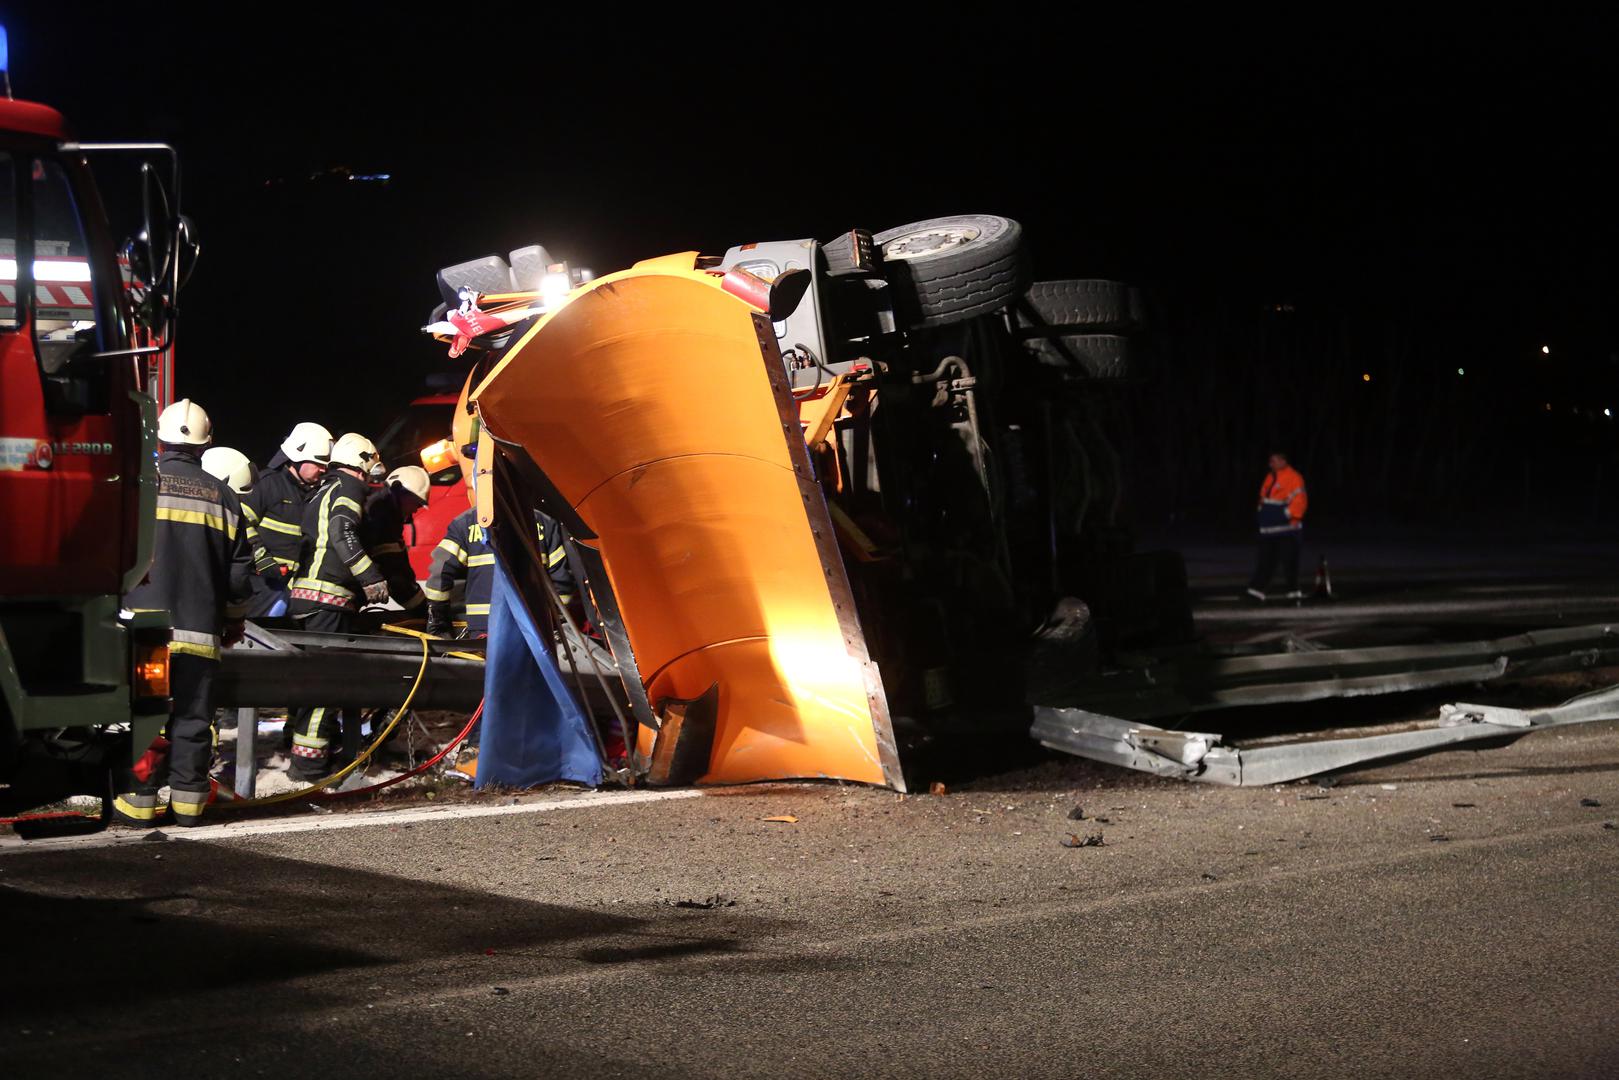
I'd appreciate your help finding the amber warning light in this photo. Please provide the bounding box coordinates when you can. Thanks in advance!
[134,642,171,699]
[420,438,458,475]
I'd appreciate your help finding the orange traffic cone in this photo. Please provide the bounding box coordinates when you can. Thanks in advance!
[1313,556,1334,599]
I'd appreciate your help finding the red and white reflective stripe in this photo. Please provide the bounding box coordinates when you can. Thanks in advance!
[0,282,94,309]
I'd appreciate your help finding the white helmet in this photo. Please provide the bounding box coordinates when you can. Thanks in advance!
[330,432,381,473]
[157,398,212,446]
[280,421,333,465]
[201,447,256,494]
[387,465,430,504]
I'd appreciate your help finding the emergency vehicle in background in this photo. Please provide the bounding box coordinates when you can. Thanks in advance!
[0,29,197,815]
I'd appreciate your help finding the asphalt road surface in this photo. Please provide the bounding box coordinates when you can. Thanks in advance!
[3,720,1617,1079]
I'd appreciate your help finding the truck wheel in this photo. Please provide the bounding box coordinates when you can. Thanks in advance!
[1018,279,1142,333]
[1022,334,1133,379]
[873,214,1028,329]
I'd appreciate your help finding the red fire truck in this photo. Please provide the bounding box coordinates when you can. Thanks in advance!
[0,39,196,817]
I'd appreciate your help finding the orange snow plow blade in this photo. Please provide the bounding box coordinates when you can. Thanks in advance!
[473,255,904,790]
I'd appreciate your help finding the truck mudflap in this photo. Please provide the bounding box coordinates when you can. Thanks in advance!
[472,255,904,790]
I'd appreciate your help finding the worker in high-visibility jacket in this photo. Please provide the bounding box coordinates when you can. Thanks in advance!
[243,421,333,617]
[1247,452,1308,601]
[116,401,255,828]
[285,432,391,780]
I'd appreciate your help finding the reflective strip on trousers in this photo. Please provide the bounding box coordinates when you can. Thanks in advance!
[169,792,208,817]
[173,628,221,651]
[114,795,165,820]
[170,640,222,660]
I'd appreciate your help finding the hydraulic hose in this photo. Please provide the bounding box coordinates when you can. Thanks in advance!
[213,634,433,809]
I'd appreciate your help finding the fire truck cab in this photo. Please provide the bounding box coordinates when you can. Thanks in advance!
[0,62,190,816]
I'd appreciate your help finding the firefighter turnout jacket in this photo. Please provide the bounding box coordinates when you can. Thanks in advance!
[290,470,388,610]
[1256,465,1308,535]
[244,464,319,574]
[125,449,256,660]
[425,509,572,634]
[362,486,427,612]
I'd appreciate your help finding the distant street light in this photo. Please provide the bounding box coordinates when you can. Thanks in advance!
[1361,373,1371,383]
[1457,368,1465,375]
[1541,345,1551,355]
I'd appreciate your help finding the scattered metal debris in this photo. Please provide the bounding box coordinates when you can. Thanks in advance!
[1061,832,1104,848]
[1581,798,1602,808]
[1067,805,1086,820]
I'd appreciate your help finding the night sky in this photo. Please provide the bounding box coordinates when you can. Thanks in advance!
[8,11,1616,531]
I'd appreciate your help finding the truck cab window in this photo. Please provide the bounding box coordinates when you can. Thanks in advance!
[1,151,19,331]
[31,156,110,413]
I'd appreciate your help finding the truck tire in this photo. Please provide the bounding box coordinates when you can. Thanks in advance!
[1017,279,1142,333]
[1023,334,1133,379]
[873,214,1028,329]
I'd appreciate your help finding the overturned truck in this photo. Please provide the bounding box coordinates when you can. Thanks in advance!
[422,219,1615,792]
[426,217,1155,791]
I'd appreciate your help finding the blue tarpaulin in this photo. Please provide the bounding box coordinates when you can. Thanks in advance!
[475,552,602,790]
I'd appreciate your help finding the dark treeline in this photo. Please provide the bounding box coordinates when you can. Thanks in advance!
[1124,290,1619,537]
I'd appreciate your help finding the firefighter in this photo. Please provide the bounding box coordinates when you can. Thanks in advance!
[284,432,391,780]
[243,421,334,617]
[202,446,283,606]
[424,507,572,638]
[116,400,255,828]
[361,465,431,617]
[1247,451,1308,601]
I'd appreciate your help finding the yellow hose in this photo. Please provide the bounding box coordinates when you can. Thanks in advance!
[215,635,431,809]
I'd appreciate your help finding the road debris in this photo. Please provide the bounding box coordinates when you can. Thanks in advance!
[1067,805,1086,820]
[1061,832,1104,848]
[762,815,799,824]
[668,895,737,909]
[1580,798,1602,808]
[1453,802,1477,808]
[930,782,948,796]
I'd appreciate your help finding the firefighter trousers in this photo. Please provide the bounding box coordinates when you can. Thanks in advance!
[113,653,217,827]
[286,601,353,780]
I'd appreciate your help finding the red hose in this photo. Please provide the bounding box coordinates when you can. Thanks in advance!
[303,700,484,802]
[0,810,99,826]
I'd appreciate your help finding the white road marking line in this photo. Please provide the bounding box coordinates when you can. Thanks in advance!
[0,788,703,853]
